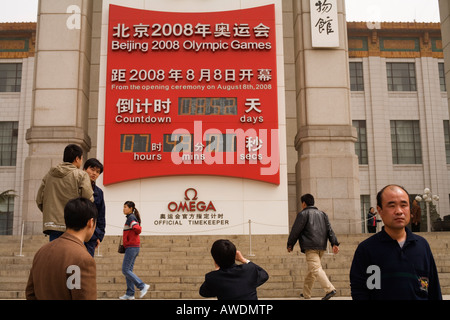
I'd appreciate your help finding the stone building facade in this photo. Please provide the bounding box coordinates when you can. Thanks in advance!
[1,1,449,235]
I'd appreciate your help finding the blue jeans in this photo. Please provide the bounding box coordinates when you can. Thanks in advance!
[122,247,145,296]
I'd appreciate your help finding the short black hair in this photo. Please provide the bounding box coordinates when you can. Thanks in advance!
[83,158,104,174]
[63,144,83,163]
[211,239,236,269]
[376,184,410,208]
[64,197,98,231]
[300,194,315,206]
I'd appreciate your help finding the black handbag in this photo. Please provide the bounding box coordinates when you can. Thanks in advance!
[118,237,125,254]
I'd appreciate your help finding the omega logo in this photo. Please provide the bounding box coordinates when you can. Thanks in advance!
[184,188,198,200]
[168,188,216,212]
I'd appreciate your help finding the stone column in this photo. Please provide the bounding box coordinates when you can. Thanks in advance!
[439,1,450,111]
[22,0,93,234]
[293,0,360,233]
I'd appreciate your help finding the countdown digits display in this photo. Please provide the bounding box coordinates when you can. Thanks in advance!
[120,134,151,153]
[178,97,237,116]
[104,4,279,185]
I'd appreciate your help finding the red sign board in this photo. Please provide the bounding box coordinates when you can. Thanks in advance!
[104,4,279,185]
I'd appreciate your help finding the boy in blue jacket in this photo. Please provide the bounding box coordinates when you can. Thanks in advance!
[83,158,106,257]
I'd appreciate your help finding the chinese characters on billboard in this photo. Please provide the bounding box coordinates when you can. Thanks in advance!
[310,0,339,47]
[104,4,279,185]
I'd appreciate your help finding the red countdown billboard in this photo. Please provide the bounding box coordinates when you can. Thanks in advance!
[104,4,279,185]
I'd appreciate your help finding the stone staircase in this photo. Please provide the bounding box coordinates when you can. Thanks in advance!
[1,232,450,299]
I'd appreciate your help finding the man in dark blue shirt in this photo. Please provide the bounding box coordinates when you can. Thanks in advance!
[350,184,442,300]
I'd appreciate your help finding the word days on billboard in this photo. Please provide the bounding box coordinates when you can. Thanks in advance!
[104,4,279,185]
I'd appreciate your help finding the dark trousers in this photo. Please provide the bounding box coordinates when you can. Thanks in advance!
[48,230,64,241]
[85,240,98,257]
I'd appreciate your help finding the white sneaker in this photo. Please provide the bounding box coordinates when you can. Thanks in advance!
[119,294,135,300]
[139,284,150,298]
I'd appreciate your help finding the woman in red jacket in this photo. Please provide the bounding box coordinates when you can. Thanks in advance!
[119,201,150,300]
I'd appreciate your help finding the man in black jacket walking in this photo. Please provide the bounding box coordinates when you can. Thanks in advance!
[287,194,340,300]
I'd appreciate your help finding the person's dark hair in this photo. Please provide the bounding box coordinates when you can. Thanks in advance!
[64,197,98,231]
[300,193,315,206]
[63,144,83,163]
[124,201,141,225]
[376,184,410,209]
[211,239,236,269]
[83,158,104,174]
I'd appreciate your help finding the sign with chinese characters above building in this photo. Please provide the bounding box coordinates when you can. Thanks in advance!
[104,4,279,185]
[310,0,339,48]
